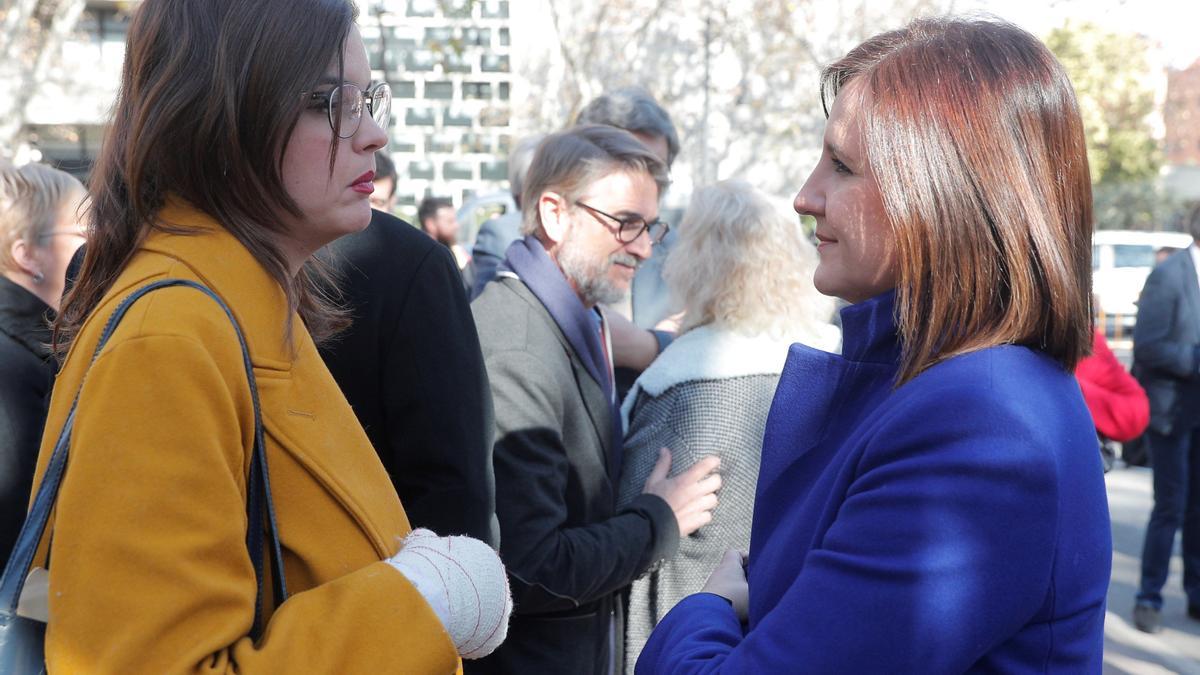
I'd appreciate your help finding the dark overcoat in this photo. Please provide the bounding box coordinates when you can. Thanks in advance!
[0,276,55,565]
[1133,247,1200,436]
[469,274,677,675]
[320,209,498,545]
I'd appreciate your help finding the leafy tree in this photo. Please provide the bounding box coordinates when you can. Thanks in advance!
[517,0,951,199]
[1045,21,1173,229]
[0,0,89,155]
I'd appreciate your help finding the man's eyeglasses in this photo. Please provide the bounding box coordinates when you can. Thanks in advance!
[575,201,669,244]
[303,82,391,139]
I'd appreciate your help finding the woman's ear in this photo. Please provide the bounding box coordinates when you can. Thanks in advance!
[537,191,571,245]
[9,238,42,281]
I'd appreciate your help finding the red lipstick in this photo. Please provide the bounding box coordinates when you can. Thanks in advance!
[351,170,375,195]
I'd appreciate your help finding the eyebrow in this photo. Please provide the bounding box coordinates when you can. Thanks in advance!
[315,75,374,88]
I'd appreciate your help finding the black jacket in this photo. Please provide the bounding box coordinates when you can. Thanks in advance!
[319,210,498,545]
[468,275,678,675]
[1133,247,1200,436]
[0,277,55,565]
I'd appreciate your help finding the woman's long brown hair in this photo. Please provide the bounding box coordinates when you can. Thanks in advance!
[822,18,1093,385]
[54,0,357,355]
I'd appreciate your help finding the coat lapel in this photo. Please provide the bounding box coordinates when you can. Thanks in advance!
[136,204,408,558]
[505,278,615,476]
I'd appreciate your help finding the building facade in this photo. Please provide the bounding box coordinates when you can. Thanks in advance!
[1165,58,1200,167]
[363,0,516,217]
[1164,58,1200,203]
[11,0,520,228]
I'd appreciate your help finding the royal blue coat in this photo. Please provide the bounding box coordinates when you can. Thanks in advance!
[637,292,1111,673]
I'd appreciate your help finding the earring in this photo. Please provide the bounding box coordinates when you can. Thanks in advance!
[31,271,44,284]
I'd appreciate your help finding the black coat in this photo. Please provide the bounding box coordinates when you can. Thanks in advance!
[319,210,498,545]
[0,277,55,565]
[1133,248,1200,437]
[468,275,678,675]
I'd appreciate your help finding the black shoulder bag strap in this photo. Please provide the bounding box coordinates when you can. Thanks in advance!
[0,279,288,642]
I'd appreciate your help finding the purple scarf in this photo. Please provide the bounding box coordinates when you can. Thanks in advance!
[501,235,623,479]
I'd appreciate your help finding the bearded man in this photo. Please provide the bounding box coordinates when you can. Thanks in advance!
[467,125,722,675]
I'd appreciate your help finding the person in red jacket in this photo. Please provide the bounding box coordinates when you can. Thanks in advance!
[1076,327,1150,469]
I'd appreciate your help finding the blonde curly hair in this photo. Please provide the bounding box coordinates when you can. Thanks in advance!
[665,180,834,338]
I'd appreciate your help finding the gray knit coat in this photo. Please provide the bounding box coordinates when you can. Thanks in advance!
[616,323,840,673]
[617,371,780,673]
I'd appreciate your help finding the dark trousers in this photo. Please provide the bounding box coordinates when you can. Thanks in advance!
[1138,427,1200,608]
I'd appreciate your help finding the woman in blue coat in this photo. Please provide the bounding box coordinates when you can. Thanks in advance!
[636,17,1111,674]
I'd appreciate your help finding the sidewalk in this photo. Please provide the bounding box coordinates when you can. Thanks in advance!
[1105,466,1200,674]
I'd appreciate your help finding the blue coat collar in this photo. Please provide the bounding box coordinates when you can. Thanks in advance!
[838,290,902,366]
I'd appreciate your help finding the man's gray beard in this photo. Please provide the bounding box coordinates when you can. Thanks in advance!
[558,235,632,306]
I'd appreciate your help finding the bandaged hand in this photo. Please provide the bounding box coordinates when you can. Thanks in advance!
[386,528,513,659]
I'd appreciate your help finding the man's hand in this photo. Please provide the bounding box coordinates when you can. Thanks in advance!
[641,447,721,536]
[702,549,749,622]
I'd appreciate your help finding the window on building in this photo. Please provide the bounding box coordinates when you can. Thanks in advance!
[444,109,473,127]
[407,0,437,17]
[426,81,454,99]
[408,160,435,180]
[482,1,509,18]
[425,27,454,44]
[406,107,437,126]
[464,82,493,99]
[443,0,473,18]
[463,28,492,46]
[481,54,510,73]
[427,133,457,153]
[461,134,490,153]
[481,160,508,181]
[480,106,510,127]
[444,51,473,73]
[406,50,437,72]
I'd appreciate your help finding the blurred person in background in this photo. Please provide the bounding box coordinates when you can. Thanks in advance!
[638,17,1109,673]
[368,150,397,213]
[418,195,472,291]
[575,86,679,330]
[617,180,839,672]
[1156,246,1180,265]
[1075,298,1149,472]
[1132,202,1200,633]
[470,133,544,299]
[28,0,509,670]
[0,162,86,566]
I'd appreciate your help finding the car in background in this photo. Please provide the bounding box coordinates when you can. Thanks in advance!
[1092,229,1193,335]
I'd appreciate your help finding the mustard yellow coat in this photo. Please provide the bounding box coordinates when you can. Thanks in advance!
[31,204,459,673]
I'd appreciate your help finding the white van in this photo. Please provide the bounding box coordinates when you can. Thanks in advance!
[1092,230,1193,332]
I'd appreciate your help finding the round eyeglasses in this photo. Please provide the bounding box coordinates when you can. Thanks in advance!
[303,82,392,139]
[575,201,670,244]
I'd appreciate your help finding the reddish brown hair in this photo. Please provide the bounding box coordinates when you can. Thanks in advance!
[55,0,358,354]
[823,17,1093,384]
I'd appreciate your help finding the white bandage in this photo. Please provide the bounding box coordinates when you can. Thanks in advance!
[387,528,512,659]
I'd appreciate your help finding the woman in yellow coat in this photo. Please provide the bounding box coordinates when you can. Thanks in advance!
[27,0,511,672]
